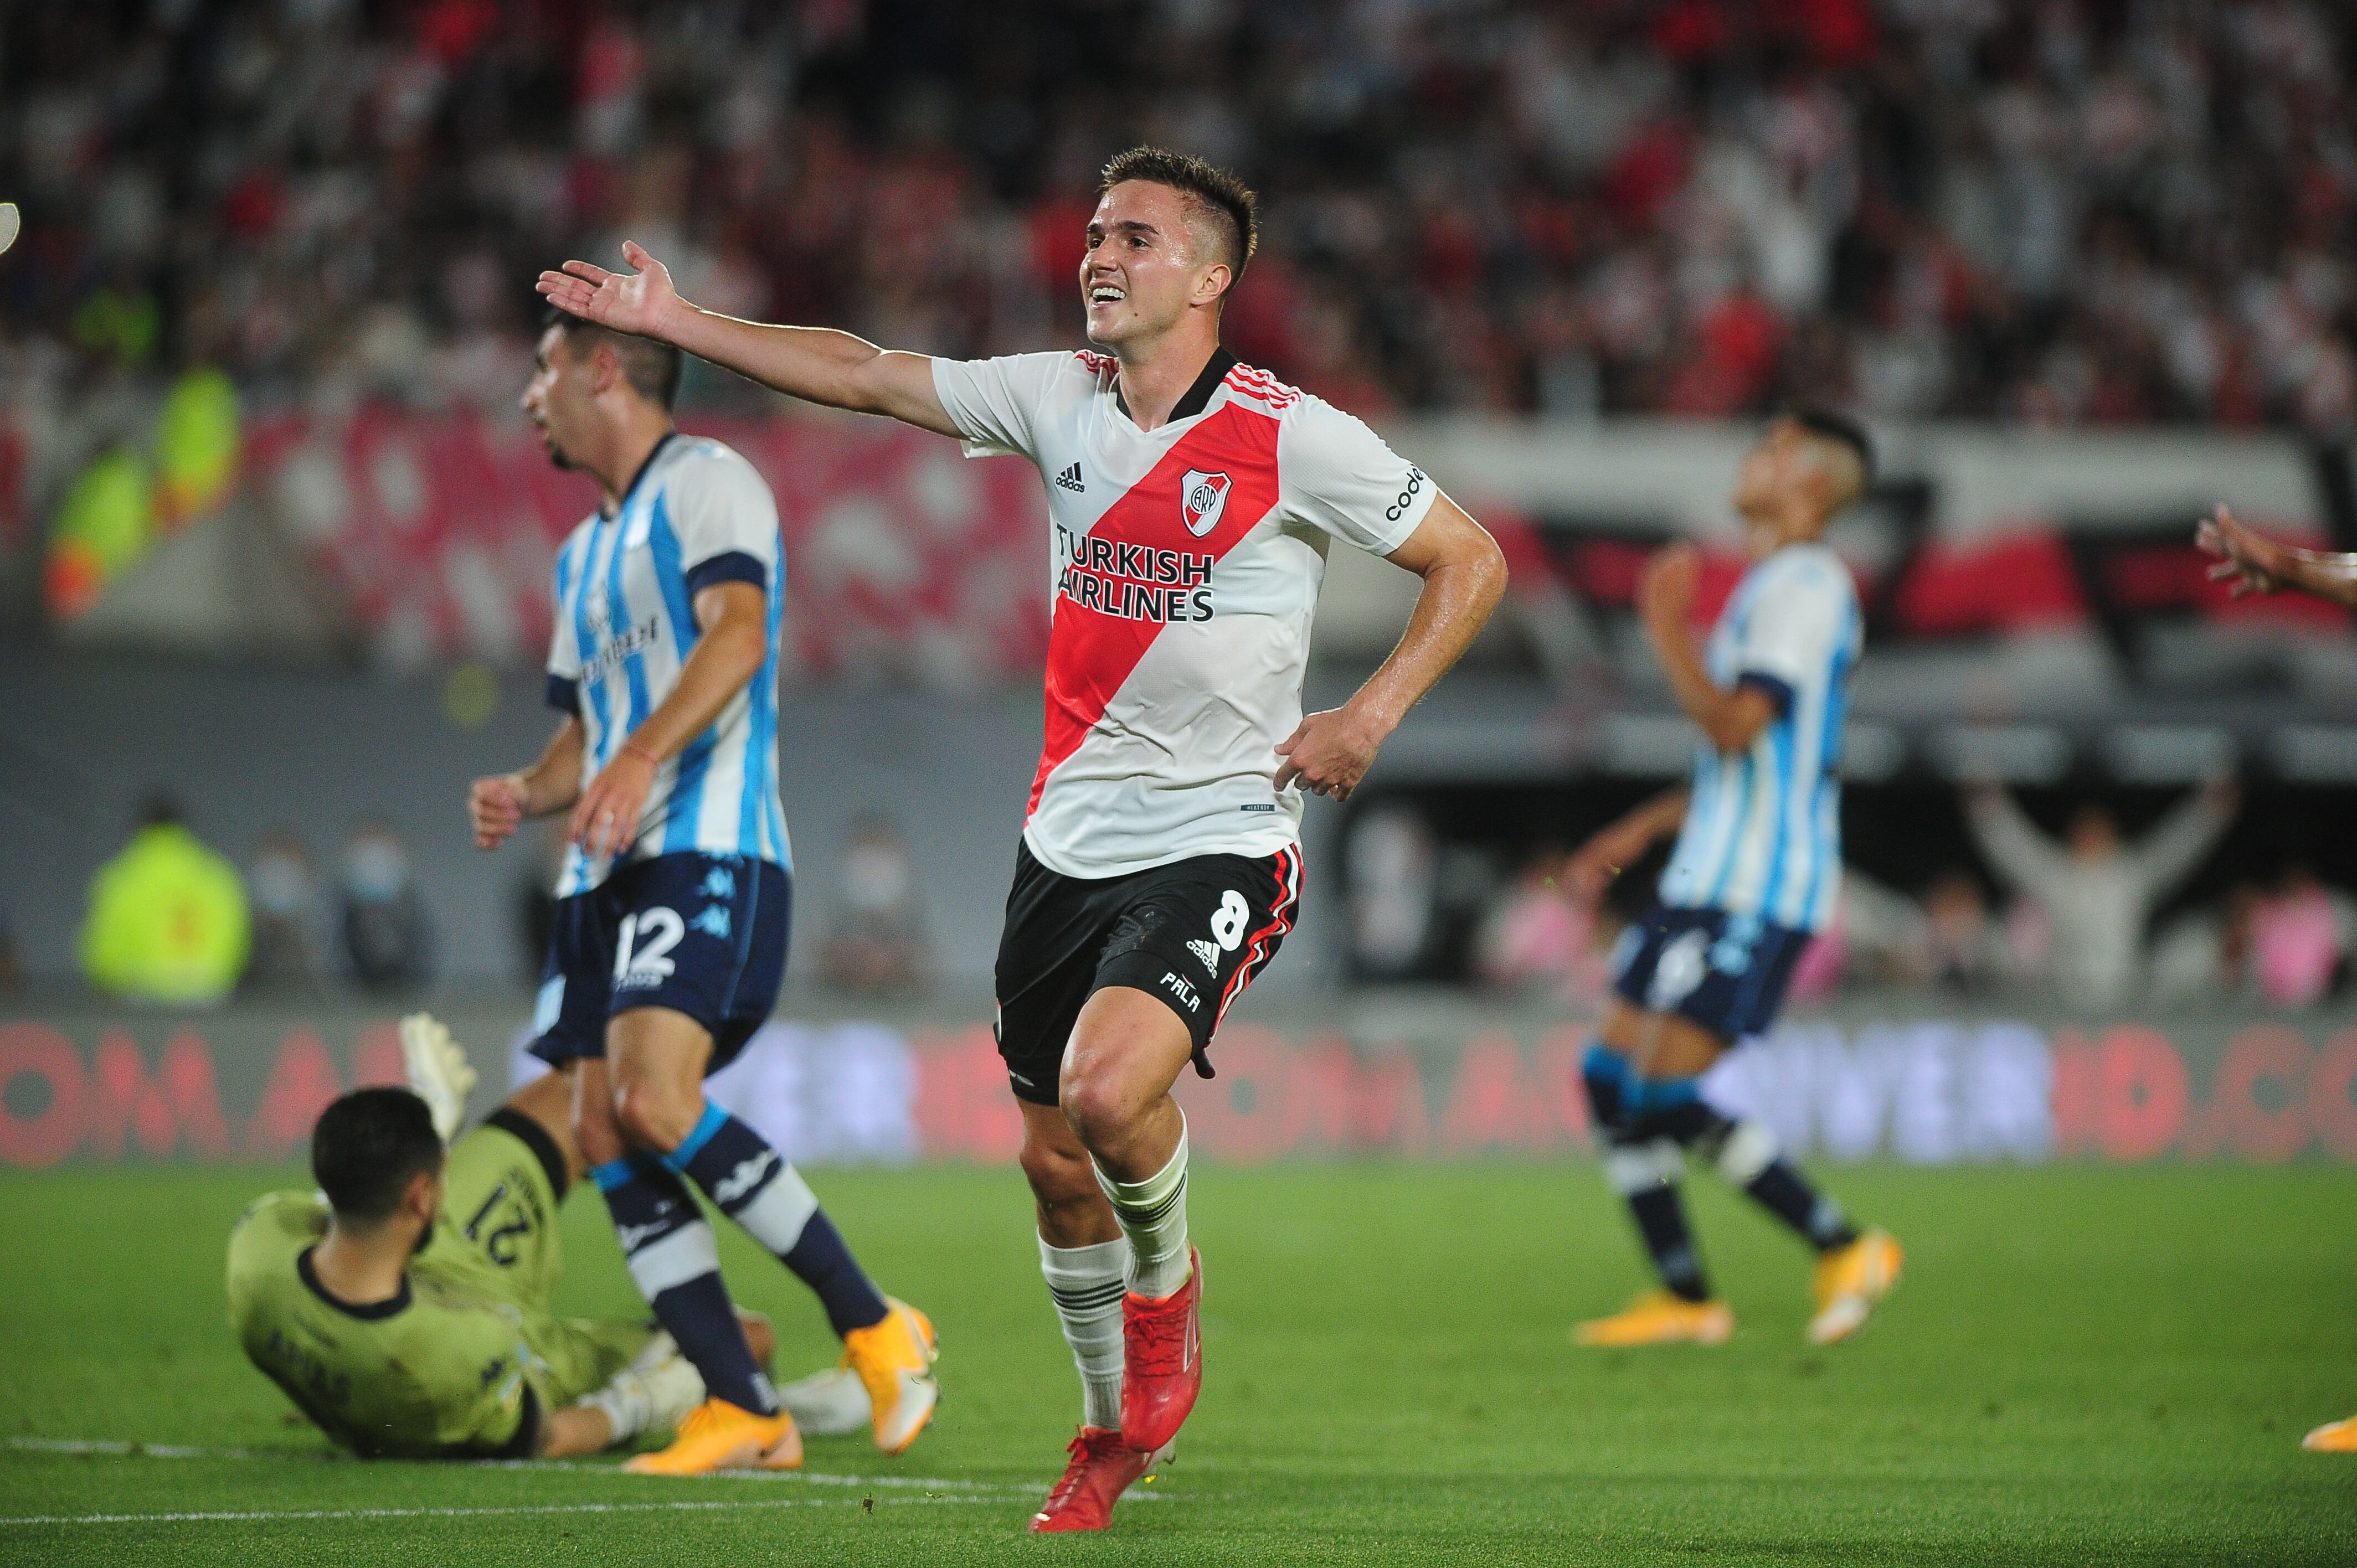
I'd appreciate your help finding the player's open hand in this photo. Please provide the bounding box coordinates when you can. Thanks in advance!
[468,773,529,851]
[2195,503,2283,598]
[536,241,681,341]
[569,747,657,859]
[1274,705,1390,801]
[1636,543,1701,636]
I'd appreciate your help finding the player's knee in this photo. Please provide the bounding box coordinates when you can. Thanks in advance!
[611,1075,699,1153]
[1018,1136,1097,1208]
[1056,1067,1139,1149]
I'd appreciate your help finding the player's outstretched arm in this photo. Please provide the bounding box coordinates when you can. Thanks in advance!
[2197,503,2357,606]
[1275,494,1507,800]
[536,242,960,438]
[1636,543,1778,754]
[469,718,585,850]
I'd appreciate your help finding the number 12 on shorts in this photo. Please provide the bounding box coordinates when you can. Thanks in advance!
[613,907,684,988]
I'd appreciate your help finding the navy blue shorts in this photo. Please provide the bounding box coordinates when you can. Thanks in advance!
[530,852,790,1074]
[1609,903,1812,1046]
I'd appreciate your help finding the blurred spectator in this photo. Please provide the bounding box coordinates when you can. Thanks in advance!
[2150,882,2258,1005]
[820,817,930,996]
[78,795,249,1005]
[1473,844,1617,1005]
[336,819,433,994]
[1920,868,2006,994]
[2,2,2351,437]
[1786,870,1926,1005]
[1962,781,2238,1012]
[240,827,325,995]
[1345,806,1440,981]
[2250,865,2355,1008]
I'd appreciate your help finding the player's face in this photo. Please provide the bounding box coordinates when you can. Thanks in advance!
[1732,419,1815,555]
[522,324,583,471]
[1080,182,1225,348]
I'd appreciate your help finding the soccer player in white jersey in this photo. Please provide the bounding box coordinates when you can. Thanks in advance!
[1562,412,1902,1350]
[540,146,1507,1529]
[465,310,939,1476]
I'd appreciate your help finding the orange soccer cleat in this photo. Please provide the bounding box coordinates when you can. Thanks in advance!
[842,1297,940,1456]
[1028,1426,1174,1533]
[1808,1227,1902,1345]
[2302,1414,2357,1453]
[1574,1288,1736,1347]
[622,1397,800,1476]
[1120,1245,1202,1452]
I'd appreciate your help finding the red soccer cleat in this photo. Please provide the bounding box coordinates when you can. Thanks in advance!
[1120,1245,1202,1452]
[1028,1426,1173,1533]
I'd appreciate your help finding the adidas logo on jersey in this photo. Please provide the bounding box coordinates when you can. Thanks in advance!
[1187,937,1220,975]
[1055,462,1085,493]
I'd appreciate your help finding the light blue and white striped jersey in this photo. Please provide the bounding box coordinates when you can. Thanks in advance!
[545,434,789,898]
[1657,541,1860,934]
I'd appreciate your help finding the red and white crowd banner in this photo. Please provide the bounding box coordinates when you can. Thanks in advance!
[3,1009,2353,1168]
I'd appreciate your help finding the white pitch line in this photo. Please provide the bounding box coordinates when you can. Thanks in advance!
[3,1435,1186,1505]
[0,1497,1006,1528]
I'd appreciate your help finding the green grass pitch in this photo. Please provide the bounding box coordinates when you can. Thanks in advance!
[1,1161,2351,1565]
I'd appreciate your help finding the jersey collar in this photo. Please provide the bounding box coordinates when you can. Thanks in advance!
[299,1245,413,1322]
[603,429,679,520]
[1113,349,1237,430]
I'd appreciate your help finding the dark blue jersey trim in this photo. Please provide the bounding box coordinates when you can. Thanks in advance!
[1736,672,1795,716]
[683,551,767,598]
[545,673,580,716]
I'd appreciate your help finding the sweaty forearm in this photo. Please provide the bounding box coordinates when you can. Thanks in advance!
[660,306,956,435]
[663,306,887,408]
[1347,548,1507,733]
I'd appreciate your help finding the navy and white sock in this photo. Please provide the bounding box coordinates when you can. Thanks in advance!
[1607,1136,1712,1301]
[593,1156,776,1415]
[1699,1116,1860,1254]
[666,1103,889,1337]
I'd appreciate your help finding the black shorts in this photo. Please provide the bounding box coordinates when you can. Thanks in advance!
[529,852,790,1075]
[994,839,1301,1107]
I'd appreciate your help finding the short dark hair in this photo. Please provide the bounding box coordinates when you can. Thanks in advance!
[540,305,683,410]
[311,1088,444,1224]
[1792,406,1875,487]
[1099,146,1258,287]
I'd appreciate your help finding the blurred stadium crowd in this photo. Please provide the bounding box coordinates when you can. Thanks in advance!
[3,0,2353,432]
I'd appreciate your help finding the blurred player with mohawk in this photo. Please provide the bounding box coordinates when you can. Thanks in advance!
[1565,411,1901,1349]
[541,146,1506,1529]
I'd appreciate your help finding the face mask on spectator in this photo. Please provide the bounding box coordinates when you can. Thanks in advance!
[343,840,410,902]
[250,853,312,917]
[842,845,912,914]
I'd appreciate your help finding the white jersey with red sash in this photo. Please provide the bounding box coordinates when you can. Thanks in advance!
[932,349,1437,879]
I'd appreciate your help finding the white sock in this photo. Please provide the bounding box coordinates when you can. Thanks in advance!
[1093,1122,1193,1299]
[1039,1235,1128,1431]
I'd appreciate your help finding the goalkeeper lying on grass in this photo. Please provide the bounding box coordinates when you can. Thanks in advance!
[226,1015,869,1460]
